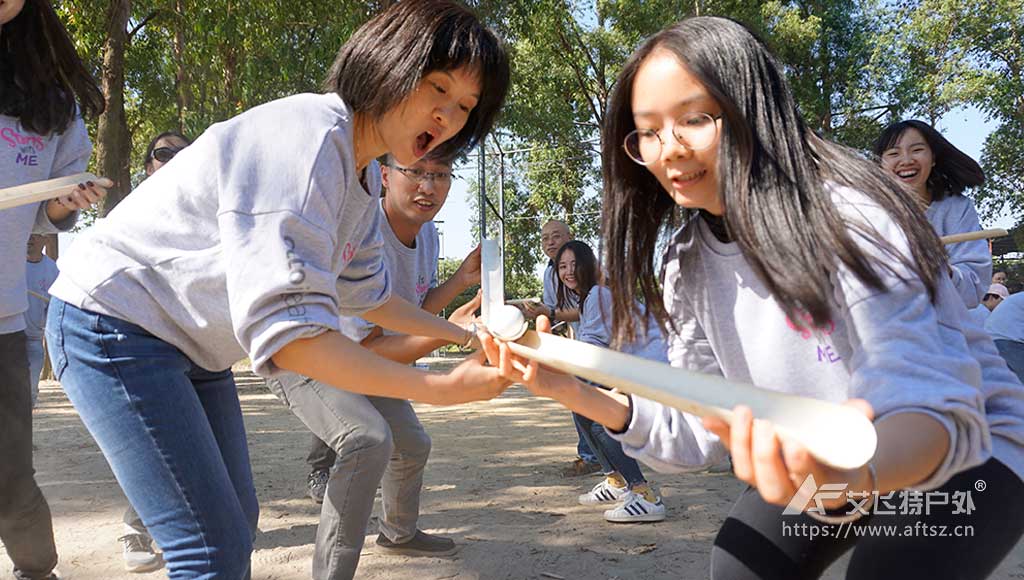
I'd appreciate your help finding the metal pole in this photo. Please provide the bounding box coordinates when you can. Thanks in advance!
[498,149,505,275]
[478,138,486,242]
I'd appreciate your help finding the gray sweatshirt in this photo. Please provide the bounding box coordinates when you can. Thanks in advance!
[987,292,1024,344]
[577,285,667,362]
[925,195,991,309]
[0,115,88,334]
[610,186,1024,490]
[50,93,391,375]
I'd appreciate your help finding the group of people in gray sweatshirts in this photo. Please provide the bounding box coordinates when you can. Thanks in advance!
[4,1,1024,580]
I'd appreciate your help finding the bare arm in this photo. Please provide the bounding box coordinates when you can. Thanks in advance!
[271,329,507,405]
[362,294,471,346]
[359,293,482,365]
[421,245,480,315]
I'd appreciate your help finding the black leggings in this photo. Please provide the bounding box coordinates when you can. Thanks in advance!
[711,458,1024,580]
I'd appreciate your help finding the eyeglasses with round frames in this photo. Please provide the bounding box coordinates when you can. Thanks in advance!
[623,112,722,165]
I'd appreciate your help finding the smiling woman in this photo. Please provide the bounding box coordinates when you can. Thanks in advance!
[874,120,991,307]
[493,15,1024,580]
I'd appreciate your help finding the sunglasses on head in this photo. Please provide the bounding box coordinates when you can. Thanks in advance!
[150,147,182,163]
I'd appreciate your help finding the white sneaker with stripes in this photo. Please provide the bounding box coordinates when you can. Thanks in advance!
[603,490,666,523]
[578,478,630,506]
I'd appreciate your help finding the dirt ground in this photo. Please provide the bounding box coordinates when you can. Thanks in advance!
[6,355,1024,579]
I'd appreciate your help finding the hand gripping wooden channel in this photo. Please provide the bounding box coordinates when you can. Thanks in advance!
[0,173,113,211]
[478,239,877,470]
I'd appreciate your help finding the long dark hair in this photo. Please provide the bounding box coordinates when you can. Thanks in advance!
[0,0,104,135]
[554,240,599,311]
[602,17,946,346]
[324,0,509,161]
[873,119,985,202]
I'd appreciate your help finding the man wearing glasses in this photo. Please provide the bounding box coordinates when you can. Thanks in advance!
[269,152,482,578]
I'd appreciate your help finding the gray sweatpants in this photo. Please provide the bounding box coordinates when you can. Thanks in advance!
[267,375,431,580]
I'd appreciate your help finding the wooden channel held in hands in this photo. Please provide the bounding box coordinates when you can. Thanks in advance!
[505,330,878,470]
[478,235,876,470]
[0,173,112,211]
[939,228,1008,245]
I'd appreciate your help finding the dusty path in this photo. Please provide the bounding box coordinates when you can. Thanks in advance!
[6,357,1024,579]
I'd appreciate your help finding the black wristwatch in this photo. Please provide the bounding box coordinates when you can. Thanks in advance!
[549,305,556,319]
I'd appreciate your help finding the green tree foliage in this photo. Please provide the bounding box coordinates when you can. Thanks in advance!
[56,0,1023,253]
[57,0,380,212]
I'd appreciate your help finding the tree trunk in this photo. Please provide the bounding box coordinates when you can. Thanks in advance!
[96,0,133,216]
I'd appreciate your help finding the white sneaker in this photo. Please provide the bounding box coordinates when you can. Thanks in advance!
[578,477,629,506]
[603,490,666,523]
[121,532,162,573]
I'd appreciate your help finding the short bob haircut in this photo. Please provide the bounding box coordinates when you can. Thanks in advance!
[873,120,985,202]
[324,0,510,161]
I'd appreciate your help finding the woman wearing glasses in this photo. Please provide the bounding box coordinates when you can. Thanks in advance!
[144,131,191,176]
[487,16,1024,580]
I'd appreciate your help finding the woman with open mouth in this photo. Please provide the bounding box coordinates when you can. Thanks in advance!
[874,120,990,309]
[45,1,510,578]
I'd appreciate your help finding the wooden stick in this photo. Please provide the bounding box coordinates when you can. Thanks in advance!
[0,173,113,211]
[28,290,50,303]
[507,331,877,470]
[940,228,1008,245]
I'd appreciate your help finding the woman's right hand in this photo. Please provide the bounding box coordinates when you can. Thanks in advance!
[480,315,577,400]
[448,290,482,327]
[438,349,511,405]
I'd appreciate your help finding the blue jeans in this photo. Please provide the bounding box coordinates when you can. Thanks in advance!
[573,412,646,486]
[574,417,598,464]
[46,299,258,579]
[995,339,1024,385]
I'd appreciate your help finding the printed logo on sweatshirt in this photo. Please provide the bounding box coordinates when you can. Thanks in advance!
[785,312,842,364]
[2,128,45,151]
[282,236,312,324]
[342,242,356,264]
[3,129,44,166]
[416,274,429,297]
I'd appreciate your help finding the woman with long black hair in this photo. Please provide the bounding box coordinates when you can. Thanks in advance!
[0,1,107,578]
[875,119,990,308]
[553,240,667,523]
[489,16,1024,579]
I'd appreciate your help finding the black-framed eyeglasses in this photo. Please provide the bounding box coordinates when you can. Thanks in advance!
[623,112,722,165]
[151,147,183,163]
[391,165,453,185]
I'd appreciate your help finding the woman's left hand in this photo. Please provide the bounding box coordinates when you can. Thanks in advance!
[703,400,875,510]
[47,178,109,220]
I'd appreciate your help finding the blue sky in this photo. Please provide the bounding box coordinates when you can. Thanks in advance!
[433,104,1012,261]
